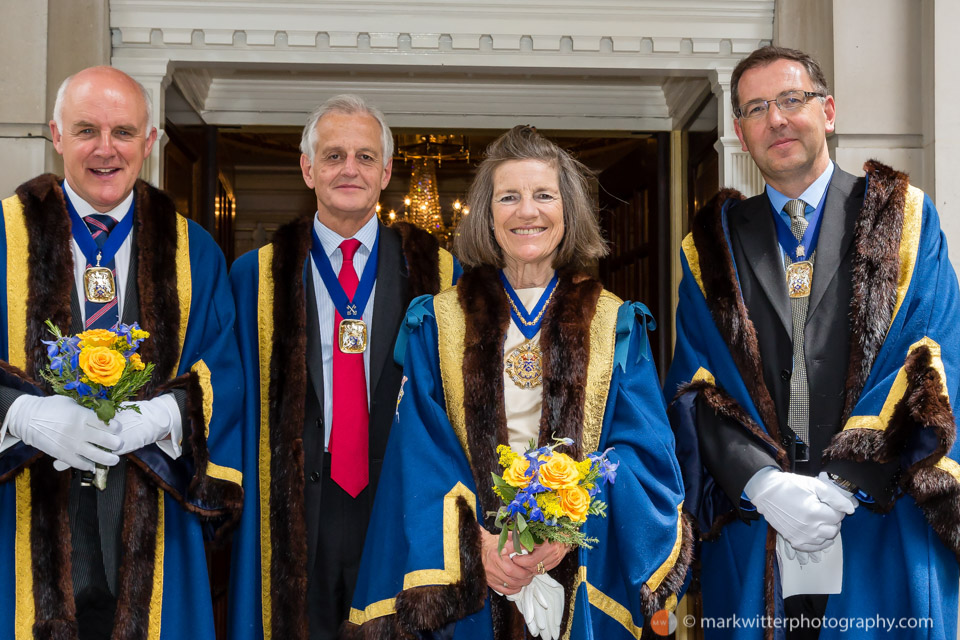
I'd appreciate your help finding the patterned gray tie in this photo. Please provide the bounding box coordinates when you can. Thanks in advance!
[784,199,810,450]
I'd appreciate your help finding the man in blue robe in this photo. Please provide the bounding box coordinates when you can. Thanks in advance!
[227,94,459,640]
[0,66,243,640]
[666,46,960,639]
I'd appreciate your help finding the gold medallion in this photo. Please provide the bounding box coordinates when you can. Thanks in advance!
[83,266,116,303]
[786,261,813,298]
[504,341,542,389]
[338,318,367,353]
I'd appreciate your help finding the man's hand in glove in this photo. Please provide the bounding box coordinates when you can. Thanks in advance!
[3,394,121,472]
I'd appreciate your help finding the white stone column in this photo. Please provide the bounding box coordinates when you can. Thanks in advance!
[930,0,960,272]
[111,58,174,188]
[831,0,924,184]
[712,67,765,196]
[0,1,51,196]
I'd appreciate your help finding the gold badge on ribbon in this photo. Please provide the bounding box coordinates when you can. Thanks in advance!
[338,318,367,353]
[786,261,813,298]
[504,341,543,389]
[83,251,116,303]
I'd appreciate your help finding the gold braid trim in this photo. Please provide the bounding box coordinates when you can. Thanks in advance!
[256,245,276,639]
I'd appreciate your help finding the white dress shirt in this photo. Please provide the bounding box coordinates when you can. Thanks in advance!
[310,213,379,449]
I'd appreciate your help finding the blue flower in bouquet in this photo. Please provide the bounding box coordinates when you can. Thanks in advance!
[526,502,544,522]
[64,377,93,397]
[590,448,620,485]
[599,459,619,485]
[117,322,149,354]
[43,338,59,360]
[506,498,526,518]
[525,478,548,495]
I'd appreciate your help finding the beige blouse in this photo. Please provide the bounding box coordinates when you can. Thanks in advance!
[503,286,547,454]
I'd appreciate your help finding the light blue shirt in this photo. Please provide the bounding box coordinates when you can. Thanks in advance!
[766,161,835,224]
[310,213,379,449]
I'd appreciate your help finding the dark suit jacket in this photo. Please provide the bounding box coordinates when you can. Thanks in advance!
[698,167,896,506]
[301,222,413,571]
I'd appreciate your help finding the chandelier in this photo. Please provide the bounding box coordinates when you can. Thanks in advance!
[408,158,443,231]
[382,134,470,239]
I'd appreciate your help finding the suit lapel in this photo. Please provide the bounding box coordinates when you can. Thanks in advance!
[807,168,861,319]
[304,261,325,408]
[730,196,793,337]
[369,224,406,395]
[120,233,140,325]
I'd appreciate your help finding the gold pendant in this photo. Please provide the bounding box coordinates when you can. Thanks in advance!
[338,318,367,353]
[504,341,542,389]
[83,266,116,303]
[786,261,813,298]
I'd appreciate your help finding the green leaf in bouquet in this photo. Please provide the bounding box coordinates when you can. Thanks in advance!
[94,400,117,423]
[518,527,536,553]
[498,524,509,554]
[491,473,518,502]
[588,499,608,518]
[512,525,524,554]
[516,512,527,532]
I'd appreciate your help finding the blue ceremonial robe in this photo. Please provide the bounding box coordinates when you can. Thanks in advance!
[345,269,690,640]
[666,164,960,639]
[0,176,243,640]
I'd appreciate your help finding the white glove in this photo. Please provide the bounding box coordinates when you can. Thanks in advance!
[532,573,564,640]
[817,471,860,505]
[779,537,827,565]
[2,394,121,472]
[112,396,181,457]
[508,584,543,638]
[507,573,564,640]
[744,467,857,552]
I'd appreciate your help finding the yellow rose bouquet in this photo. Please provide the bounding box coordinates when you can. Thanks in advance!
[490,437,618,553]
[38,319,155,489]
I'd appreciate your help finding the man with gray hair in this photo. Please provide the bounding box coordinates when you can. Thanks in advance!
[228,94,460,640]
[0,66,243,639]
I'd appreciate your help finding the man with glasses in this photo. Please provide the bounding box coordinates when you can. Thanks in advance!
[666,46,960,639]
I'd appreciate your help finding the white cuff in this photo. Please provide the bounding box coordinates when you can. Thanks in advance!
[0,395,30,453]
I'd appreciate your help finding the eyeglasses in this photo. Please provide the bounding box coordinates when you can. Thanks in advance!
[735,90,825,119]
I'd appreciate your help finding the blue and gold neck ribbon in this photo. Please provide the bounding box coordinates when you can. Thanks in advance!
[64,188,135,269]
[498,270,559,340]
[309,227,379,320]
[769,194,827,263]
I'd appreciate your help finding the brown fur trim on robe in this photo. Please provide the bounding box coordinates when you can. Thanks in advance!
[691,188,783,446]
[840,161,910,424]
[264,214,312,640]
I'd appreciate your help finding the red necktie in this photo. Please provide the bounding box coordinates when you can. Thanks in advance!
[329,238,369,497]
